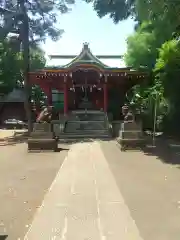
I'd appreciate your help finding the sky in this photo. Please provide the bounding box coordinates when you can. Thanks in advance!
[42,0,135,68]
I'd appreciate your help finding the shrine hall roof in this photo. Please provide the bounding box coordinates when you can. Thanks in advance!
[44,43,133,72]
[31,43,148,78]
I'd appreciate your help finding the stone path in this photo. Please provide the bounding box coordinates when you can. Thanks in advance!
[24,141,143,240]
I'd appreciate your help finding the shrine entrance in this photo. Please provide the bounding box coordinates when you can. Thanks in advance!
[71,69,104,111]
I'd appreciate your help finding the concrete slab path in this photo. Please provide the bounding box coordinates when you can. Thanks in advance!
[24,141,143,240]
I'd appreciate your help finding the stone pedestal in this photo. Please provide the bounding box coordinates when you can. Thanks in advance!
[118,121,145,150]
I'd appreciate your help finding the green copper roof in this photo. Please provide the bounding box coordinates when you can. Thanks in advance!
[42,43,145,73]
[62,42,109,69]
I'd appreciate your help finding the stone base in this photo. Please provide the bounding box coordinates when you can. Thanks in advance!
[118,121,145,150]
[27,138,58,151]
[27,123,58,151]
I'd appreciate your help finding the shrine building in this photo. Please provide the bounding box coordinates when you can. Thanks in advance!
[29,43,147,120]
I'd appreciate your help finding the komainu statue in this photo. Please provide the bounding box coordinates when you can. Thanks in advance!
[122,104,129,117]
[36,106,53,123]
[28,105,58,152]
[119,103,145,151]
[122,104,134,122]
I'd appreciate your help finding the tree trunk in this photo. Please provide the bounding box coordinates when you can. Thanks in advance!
[20,0,32,133]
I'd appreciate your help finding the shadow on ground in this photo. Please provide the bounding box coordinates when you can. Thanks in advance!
[141,136,180,166]
[0,132,113,147]
[0,236,8,240]
[58,138,112,145]
[27,147,69,153]
[0,132,28,146]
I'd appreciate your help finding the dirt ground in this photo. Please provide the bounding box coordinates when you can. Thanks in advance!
[0,143,69,240]
[1,138,180,240]
[101,140,180,240]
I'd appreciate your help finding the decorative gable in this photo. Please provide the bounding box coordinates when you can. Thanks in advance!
[64,42,108,69]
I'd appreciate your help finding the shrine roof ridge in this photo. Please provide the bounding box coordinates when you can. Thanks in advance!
[30,43,148,77]
[49,54,123,59]
[47,43,125,70]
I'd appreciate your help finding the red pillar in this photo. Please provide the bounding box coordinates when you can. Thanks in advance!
[64,76,68,115]
[103,75,108,112]
[48,86,52,105]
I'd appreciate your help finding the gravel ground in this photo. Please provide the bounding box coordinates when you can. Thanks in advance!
[0,143,69,240]
[101,140,180,240]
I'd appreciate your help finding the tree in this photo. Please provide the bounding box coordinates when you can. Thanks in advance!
[124,20,172,130]
[29,47,46,71]
[124,22,158,70]
[121,0,180,134]
[84,0,136,23]
[0,0,75,41]
[136,0,180,37]
[154,39,180,133]
[124,20,175,70]
[0,38,46,94]
[0,38,21,94]
[0,0,75,132]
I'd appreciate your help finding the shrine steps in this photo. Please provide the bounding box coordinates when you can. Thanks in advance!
[53,110,112,141]
[58,130,112,142]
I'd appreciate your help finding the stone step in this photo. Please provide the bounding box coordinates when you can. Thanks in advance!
[64,120,108,132]
[59,133,111,139]
[64,129,109,133]
[59,113,111,141]
[58,131,111,141]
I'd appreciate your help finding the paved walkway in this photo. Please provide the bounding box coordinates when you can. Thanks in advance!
[24,142,143,240]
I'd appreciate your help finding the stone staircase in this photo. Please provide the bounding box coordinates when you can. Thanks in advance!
[55,111,112,141]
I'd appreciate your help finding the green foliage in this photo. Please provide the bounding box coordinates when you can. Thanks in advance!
[84,0,136,23]
[0,38,46,95]
[154,40,180,132]
[123,0,180,132]
[124,21,175,130]
[124,21,174,70]
[126,83,169,130]
[89,0,180,133]
[31,85,47,106]
[136,0,180,28]
[155,40,180,74]
[0,0,75,41]
[29,47,46,71]
[125,22,158,70]
[0,39,20,94]
[154,40,180,101]
[126,37,180,132]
